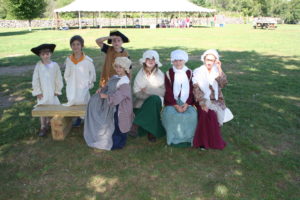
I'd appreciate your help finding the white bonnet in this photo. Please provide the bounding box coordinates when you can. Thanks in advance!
[201,49,219,62]
[113,57,132,73]
[170,50,188,63]
[139,50,162,67]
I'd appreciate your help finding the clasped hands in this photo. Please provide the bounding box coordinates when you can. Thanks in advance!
[174,103,189,113]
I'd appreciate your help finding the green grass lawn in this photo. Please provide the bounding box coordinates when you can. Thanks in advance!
[0,24,300,200]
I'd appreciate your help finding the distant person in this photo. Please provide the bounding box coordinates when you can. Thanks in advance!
[96,30,130,88]
[63,35,96,127]
[170,15,175,28]
[161,50,197,147]
[192,49,233,150]
[31,44,63,137]
[175,17,179,28]
[185,16,190,28]
[84,57,133,150]
[180,18,185,28]
[132,50,166,142]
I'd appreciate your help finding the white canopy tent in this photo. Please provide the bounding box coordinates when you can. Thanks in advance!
[54,0,216,28]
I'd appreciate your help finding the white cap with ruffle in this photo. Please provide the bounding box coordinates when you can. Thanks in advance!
[170,50,189,63]
[201,49,220,62]
[113,57,132,73]
[139,50,162,67]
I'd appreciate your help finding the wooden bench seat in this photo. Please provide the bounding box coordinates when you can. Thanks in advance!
[32,105,87,140]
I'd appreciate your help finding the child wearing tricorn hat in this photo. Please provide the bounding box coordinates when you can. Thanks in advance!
[96,30,130,88]
[31,43,63,137]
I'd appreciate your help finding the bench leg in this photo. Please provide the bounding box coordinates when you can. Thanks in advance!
[50,116,72,140]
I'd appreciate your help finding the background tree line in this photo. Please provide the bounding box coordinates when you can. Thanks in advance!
[193,0,300,23]
[0,0,299,24]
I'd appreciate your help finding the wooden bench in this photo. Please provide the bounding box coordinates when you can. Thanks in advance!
[32,105,86,140]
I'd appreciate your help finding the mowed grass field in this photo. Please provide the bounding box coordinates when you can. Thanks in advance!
[0,24,299,200]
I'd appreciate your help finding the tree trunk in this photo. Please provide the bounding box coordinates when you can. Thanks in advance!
[28,19,32,31]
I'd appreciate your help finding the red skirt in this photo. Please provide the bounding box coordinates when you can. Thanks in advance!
[193,105,226,150]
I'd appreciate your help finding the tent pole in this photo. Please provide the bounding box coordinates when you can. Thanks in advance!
[160,12,162,28]
[93,12,95,27]
[142,13,144,28]
[125,12,127,28]
[99,12,101,28]
[140,12,142,29]
[156,12,158,26]
[120,12,122,28]
[78,11,82,29]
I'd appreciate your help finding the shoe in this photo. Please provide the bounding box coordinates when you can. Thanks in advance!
[129,131,138,137]
[129,124,138,137]
[38,127,48,137]
[147,133,156,142]
[72,118,82,127]
[199,146,207,151]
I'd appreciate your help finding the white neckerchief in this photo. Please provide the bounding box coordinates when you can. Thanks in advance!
[172,66,189,103]
[116,75,130,88]
[193,65,219,100]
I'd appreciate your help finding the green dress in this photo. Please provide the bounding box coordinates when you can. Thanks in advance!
[133,95,166,138]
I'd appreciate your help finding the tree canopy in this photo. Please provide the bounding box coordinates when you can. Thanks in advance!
[4,0,46,29]
[193,0,300,23]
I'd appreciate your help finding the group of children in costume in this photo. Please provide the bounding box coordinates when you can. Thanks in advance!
[31,30,233,151]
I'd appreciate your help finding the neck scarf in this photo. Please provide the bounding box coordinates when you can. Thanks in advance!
[69,53,85,64]
[172,66,189,103]
[193,64,219,100]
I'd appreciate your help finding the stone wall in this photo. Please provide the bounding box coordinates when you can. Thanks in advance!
[0,17,248,28]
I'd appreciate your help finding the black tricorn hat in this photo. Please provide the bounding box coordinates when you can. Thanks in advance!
[108,30,129,44]
[31,44,56,56]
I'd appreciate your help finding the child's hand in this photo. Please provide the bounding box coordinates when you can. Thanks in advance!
[216,60,222,73]
[141,88,147,93]
[54,93,59,96]
[174,105,183,113]
[201,105,209,112]
[109,35,118,40]
[182,103,189,112]
[37,94,43,100]
[100,93,108,99]
[96,88,102,94]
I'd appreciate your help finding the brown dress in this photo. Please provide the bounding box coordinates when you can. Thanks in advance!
[99,43,129,87]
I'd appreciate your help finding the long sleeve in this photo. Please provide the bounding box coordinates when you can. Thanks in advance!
[54,63,63,95]
[193,84,206,106]
[107,84,131,106]
[185,71,194,105]
[146,85,165,97]
[64,59,72,82]
[134,91,150,100]
[215,72,227,88]
[32,64,42,96]
[163,74,177,106]
[133,70,150,100]
[89,62,96,89]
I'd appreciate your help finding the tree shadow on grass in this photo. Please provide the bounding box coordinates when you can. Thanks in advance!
[0,30,33,37]
[0,47,113,68]
[0,48,299,199]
